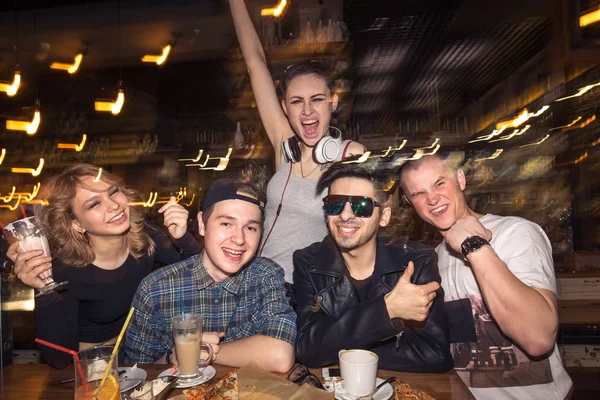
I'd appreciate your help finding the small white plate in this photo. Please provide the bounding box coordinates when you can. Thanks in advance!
[158,365,216,389]
[334,377,393,400]
[118,366,148,393]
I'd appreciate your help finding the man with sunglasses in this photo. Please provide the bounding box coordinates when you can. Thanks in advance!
[399,154,572,399]
[291,162,452,372]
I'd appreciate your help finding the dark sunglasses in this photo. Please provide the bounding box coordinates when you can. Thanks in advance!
[287,364,324,390]
[323,195,381,218]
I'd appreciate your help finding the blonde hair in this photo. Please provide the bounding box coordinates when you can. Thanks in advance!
[36,164,154,267]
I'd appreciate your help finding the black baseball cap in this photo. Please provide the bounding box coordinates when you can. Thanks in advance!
[202,179,265,211]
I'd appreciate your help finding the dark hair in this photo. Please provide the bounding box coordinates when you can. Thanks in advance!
[280,60,334,97]
[201,179,266,225]
[317,160,397,204]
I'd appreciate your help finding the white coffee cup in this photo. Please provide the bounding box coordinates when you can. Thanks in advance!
[338,349,379,397]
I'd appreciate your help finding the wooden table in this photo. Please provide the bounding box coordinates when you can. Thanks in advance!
[0,363,475,400]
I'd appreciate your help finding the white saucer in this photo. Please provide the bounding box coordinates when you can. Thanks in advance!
[334,378,393,400]
[118,366,148,393]
[158,365,216,389]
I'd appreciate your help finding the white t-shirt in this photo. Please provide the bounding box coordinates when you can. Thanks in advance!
[437,214,572,400]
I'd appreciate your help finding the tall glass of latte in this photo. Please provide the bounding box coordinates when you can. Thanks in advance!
[171,313,213,382]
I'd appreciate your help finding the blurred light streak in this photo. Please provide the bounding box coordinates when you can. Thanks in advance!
[6,110,41,135]
[2,187,16,202]
[11,158,45,176]
[469,127,506,143]
[95,89,124,115]
[342,151,371,164]
[0,194,22,211]
[57,134,87,151]
[550,116,582,131]
[417,138,440,150]
[93,168,103,182]
[580,9,600,27]
[19,183,41,202]
[261,0,288,17]
[496,109,531,130]
[50,53,83,74]
[520,134,550,148]
[532,105,550,117]
[556,82,600,102]
[25,199,49,206]
[475,149,503,161]
[574,138,600,149]
[0,71,21,97]
[490,125,531,142]
[141,44,172,66]
[195,148,233,171]
[184,194,195,207]
[178,150,204,162]
[579,115,596,129]
[556,152,589,167]
[0,148,5,165]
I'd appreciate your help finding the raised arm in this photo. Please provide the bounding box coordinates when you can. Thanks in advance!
[228,0,294,162]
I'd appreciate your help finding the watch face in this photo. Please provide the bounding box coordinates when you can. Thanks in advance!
[461,236,489,257]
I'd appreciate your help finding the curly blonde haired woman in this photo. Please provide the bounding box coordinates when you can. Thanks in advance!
[8,164,201,368]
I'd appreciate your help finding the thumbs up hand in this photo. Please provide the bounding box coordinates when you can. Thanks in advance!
[384,261,440,322]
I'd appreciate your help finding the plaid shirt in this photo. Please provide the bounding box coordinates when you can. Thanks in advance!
[123,253,296,363]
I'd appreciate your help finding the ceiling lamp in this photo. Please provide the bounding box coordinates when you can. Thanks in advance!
[261,0,288,17]
[0,70,21,97]
[57,134,87,151]
[142,44,172,66]
[11,158,45,177]
[50,52,84,74]
[95,84,124,115]
[6,101,41,135]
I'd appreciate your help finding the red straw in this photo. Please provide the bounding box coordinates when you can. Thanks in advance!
[35,338,89,391]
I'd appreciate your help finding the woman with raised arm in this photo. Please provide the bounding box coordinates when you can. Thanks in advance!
[7,164,202,368]
[229,0,365,283]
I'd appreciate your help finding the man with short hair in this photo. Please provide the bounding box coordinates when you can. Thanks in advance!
[292,162,452,372]
[400,154,572,399]
[124,179,296,373]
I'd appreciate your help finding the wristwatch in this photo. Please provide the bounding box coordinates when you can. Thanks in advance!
[461,236,490,258]
[165,348,173,364]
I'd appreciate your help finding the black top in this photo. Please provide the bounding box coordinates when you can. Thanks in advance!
[348,274,374,303]
[35,224,202,369]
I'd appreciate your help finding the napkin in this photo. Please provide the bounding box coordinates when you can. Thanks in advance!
[238,362,333,400]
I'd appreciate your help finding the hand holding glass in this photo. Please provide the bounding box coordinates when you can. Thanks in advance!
[2,216,68,297]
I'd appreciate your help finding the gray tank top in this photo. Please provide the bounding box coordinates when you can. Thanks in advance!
[260,161,328,283]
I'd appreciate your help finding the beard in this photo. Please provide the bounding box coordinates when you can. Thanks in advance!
[332,221,379,252]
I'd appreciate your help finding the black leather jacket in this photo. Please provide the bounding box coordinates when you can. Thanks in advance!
[292,236,453,372]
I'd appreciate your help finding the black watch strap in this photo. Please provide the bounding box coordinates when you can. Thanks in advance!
[461,236,490,258]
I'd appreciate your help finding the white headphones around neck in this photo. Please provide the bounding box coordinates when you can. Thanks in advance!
[281,127,352,164]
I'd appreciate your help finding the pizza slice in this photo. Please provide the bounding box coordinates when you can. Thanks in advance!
[183,369,238,400]
[394,381,435,400]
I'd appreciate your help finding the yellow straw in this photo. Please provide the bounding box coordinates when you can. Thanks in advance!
[100,307,135,387]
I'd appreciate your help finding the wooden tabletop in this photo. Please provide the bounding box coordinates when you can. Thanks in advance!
[0,362,475,400]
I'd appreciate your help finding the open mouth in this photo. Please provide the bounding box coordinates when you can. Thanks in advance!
[336,225,359,236]
[301,119,319,139]
[107,211,126,224]
[431,205,448,215]
[222,247,244,261]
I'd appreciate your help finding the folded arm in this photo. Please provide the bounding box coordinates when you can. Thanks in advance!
[216,335,294,373]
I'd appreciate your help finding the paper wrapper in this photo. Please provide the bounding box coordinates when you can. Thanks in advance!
[238,362,333,400]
